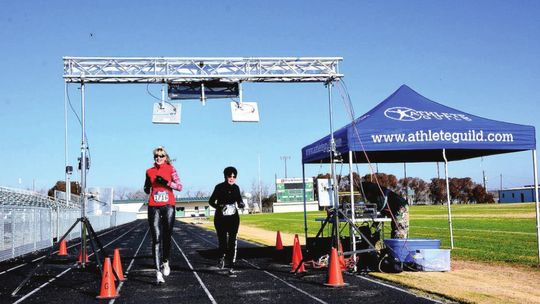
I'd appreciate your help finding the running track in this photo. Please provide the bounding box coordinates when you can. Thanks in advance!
[0,220,445,304]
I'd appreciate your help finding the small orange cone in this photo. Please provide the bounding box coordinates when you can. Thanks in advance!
[290,234,306,273]
[324,247,348,287]
[275,230,284,250]
[96,257,118,299]
[112,248,126,281]
[338,242,347,270]
[78,248,89,263]
[58,239,68,256]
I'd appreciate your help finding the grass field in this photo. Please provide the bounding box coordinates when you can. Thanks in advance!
[237,202,539,267]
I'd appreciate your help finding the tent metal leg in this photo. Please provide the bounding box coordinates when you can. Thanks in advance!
[348,150,357,272]
[302,163,308,243]
[443,149,454,249]
[533,150,540,266]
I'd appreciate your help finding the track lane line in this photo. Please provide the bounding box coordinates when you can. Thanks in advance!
[180,224,327,304]
[109,228,150,304]
[354,275,443,303]
[12,222,143,303]
[1,221,139,276]
[184,224,438,304]
[172,235,217,304]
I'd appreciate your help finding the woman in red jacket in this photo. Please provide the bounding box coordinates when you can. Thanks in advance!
[144,146,182,284]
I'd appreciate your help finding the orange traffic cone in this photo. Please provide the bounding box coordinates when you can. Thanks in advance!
[324,247,348,287]
[275,230,284,251]
[78,248,89,263]
[58,239,68,256]
[338,242,346,270]
[112,248,126,281]
[290,234,306,273]
[96,257,118,299]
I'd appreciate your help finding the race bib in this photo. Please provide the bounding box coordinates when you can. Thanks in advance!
[222,203,237,216]
[153,191,169,203]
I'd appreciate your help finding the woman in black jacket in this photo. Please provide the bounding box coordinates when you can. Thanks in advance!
[208,166,245,272]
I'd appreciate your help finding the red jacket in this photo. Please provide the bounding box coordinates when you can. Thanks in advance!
[144,163,183,206]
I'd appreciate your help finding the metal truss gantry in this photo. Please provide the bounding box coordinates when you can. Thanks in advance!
[63,57,343,83]
[62,56,345,268]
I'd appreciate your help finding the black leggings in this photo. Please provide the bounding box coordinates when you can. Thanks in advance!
[148,205,175,271]
[214,213,239,263]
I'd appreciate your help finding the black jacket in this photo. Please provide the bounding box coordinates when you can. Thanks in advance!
[209,182,244,215]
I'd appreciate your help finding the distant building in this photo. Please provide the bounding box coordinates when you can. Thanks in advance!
[174,196,213,218]
[113,196,215,219]
[498,185,539,203]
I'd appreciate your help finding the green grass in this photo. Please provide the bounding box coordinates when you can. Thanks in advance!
[236,202,539,267]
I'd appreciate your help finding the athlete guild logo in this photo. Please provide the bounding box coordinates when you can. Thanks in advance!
[384,107,422,121]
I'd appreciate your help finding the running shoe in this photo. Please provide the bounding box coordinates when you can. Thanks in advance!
[156,270,165,284]
[162,261,170,276]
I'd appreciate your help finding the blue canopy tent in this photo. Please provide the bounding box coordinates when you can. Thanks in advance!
[301,85,539,262]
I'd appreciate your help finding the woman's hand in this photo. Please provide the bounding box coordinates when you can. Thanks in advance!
[155,176,169,186]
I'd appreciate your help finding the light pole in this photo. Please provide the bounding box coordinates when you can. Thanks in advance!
[280,156,290,178]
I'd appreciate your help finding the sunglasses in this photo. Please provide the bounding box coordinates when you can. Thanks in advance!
[154,154,166,159]
[227,175,236,179]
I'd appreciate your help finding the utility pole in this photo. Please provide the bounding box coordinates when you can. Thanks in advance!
[404,163,407,178]
[280,156,290,178]
[481,157,487,190]
[258,153,262,212]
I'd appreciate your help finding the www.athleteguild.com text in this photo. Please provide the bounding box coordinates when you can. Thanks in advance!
[371,130,514,144]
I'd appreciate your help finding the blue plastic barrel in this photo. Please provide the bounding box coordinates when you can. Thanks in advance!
[383,238,441,262]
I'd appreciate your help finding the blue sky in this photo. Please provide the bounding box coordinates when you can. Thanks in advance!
[1,1,539,196]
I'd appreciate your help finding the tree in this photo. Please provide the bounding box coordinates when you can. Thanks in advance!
[470,184,495,204]
[127,190,148,200]
[429,178,446,204]
[48,181,81,198]
[361,173,398,190]
[398,177,429,204]
[250,179,272,213]
[262,193,276,213]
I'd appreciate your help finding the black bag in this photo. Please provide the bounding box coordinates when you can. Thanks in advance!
[378,248,403,273]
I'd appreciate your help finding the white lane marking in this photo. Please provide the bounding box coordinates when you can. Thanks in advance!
[186,225,438,304]
[172,236,217,304]
[182,226,327,304]
[13,222,142,303]
[242,259,328,304]
[13,267,73,304]
[355,275,442,303]
[109,228,149,304]
[1,222,130,276]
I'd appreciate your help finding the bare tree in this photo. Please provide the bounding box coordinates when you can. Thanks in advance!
[194,190,210,197]
[127,190,148,200]
[114,187,129,200]
[250,179,270,212]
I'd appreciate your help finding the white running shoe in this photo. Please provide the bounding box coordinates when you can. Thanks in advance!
[162,261,170,276]
[156,270,165,284]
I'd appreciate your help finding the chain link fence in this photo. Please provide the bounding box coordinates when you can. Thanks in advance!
[0,187,136,262]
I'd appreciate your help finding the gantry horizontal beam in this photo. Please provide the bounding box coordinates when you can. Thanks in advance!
[63,57,343,83]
